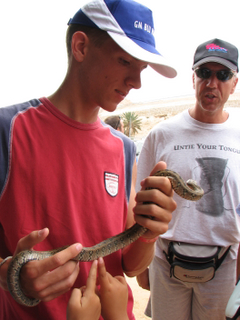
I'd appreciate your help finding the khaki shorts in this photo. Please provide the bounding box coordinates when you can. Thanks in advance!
[146,253,236,320]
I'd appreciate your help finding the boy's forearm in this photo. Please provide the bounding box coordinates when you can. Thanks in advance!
[122,239,155,277]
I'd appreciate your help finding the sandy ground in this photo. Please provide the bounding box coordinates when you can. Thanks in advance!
[126,276,150,319]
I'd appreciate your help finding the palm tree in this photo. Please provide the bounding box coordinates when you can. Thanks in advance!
[122,112,142,137]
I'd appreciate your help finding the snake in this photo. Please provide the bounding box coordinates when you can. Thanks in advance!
[2,169,204,307]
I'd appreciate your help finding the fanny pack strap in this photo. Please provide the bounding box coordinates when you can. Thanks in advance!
[164,243,231,270]
[215,245,231,270]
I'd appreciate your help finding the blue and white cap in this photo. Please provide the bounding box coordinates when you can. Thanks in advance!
[68,0,177,78]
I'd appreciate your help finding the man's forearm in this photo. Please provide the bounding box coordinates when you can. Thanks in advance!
[237,243,240,281]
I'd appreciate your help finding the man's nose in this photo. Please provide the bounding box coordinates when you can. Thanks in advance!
[206,73,219,88]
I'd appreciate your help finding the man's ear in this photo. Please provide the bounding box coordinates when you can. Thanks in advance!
[192,72,196,90]
[71,31,89,62]
[230,76,238,94]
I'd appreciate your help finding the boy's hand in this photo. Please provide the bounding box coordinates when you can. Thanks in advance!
[9,229,82,302]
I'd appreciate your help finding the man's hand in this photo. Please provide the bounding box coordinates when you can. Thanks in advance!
[136,268,150,290]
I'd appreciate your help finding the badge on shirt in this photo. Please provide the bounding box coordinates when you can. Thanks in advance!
[104,172,119,197]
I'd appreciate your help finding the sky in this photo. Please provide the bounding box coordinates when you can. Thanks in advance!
[0,0,240,107]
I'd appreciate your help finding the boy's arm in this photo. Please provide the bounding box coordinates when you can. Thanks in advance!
[0,228,82,302]
[122,161,176,276]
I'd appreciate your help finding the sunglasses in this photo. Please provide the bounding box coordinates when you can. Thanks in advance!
[195,68,235,82]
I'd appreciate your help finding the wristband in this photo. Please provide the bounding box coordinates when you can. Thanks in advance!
[138,236,158,243]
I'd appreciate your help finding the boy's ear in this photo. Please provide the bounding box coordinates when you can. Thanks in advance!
[71,31,89,62]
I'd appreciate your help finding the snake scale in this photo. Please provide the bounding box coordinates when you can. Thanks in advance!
[3,169,204,307]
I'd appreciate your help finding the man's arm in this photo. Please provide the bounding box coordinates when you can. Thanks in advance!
[237,243,240,281]
[122,161,176,277]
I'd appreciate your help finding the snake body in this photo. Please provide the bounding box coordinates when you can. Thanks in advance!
[5,169,204,307]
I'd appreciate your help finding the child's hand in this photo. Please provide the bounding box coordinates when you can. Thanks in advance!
[67,260,101,320]
[98,257,129,320]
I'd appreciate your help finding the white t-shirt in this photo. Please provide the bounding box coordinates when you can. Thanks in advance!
[137,109,240,259]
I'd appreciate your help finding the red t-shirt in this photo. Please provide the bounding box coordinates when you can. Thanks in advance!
[0,98,136,319]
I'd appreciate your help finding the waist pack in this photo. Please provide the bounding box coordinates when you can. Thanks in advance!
[164,242,231,283]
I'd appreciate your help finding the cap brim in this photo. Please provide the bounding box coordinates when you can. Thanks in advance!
[108,31,177,78]
[193,57,238,72]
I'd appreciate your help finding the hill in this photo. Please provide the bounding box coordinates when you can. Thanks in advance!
[99,91,240,140]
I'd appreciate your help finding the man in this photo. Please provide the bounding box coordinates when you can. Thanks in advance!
[0,0,177,319]
[104,115,125,133]
[136,38,240,320]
